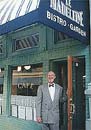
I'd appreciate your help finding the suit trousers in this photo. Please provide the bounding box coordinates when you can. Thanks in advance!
[41,123,59,130]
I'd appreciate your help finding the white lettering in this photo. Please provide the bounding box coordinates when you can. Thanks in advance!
[65,6,72,19]
[66,0,71,7]
[70,24,86,37]
[47,10,67,26]
[50,0,84,27]
[50,0,56,9]
[47,10,86,37]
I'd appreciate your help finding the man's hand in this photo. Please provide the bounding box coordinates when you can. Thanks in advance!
[36,117,42,123]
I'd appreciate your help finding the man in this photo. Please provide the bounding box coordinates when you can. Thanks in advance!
[36,71,66,130]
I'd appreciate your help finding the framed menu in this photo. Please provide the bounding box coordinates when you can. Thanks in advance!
[18,106,25,119]
[26,107,32,120]
[12,105,17,117]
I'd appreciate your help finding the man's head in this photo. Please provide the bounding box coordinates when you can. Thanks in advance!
[47,71,56,84]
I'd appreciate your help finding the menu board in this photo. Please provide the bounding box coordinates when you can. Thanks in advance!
[18,106,25,119]
[26,107,32,120]
[89,98,91,119]
[33,107,36,121]
[12,105,17,117]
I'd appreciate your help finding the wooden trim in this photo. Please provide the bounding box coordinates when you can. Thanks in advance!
[67,56,73,130]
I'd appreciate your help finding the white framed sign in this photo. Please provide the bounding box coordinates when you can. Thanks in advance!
[18,106,26,119]
[26,107,32,120]
[12,105,18,117]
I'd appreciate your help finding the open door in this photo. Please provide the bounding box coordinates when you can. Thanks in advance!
[67,56,85,130]
[67,56,74,130]
[52,56,85,130]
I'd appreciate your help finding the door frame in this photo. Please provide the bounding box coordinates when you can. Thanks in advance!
[51,56,86,130]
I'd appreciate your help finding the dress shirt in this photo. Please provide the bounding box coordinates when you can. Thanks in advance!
[48,83,55,101]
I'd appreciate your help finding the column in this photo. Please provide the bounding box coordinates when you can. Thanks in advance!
[43,60,50,83]
[2,65,12,116]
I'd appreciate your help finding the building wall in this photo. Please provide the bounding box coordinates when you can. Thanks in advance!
[85,1,91,130]
[0,23,90,130]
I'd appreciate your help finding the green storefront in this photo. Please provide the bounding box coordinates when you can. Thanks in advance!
[0,0,90,130]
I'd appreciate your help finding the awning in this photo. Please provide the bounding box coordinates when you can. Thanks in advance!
[0,0,90,44]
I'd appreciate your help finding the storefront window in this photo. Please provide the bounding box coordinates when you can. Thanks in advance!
[13,33,39,51]
[54,30,71,43]
[0,42,3,54]
[11,64,43,120]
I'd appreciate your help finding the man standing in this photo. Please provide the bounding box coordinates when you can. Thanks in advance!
[36,71,66,130]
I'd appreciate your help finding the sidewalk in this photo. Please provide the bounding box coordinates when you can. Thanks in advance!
[0,116,41,130]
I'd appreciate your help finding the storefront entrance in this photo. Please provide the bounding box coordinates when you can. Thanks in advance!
[52,56,85,130]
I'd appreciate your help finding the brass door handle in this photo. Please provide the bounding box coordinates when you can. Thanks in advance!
[70,103,75,114]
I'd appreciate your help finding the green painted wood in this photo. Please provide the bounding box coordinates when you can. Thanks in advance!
[0,24,90,130]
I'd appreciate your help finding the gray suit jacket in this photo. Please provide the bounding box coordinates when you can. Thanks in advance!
[36,83,63,124]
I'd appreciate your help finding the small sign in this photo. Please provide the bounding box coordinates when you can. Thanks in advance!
[89,98,91,119]
[33,107,37,121]
[26,107,32,120]
[18,106,26,119]
[12,105,17,117]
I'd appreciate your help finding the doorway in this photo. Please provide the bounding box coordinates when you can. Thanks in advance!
[52,56,85,130]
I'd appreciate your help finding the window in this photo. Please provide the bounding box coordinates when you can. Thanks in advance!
[13,33,39,51]
[12,64,42,96]
[0,69,4,115]
[54,30,71,43]
[11,63,43,120]
[0,69,4,94]
[0,42,3,54]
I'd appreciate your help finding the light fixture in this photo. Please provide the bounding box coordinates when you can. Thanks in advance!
[76,62,78,67]
[83,75,86,78]
[24,65,31,70]
[17,66,22,72]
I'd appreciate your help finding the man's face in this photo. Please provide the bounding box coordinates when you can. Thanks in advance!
[47,71,56,84]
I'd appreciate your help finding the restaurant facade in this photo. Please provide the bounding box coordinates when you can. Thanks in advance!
[0,0,90,130]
